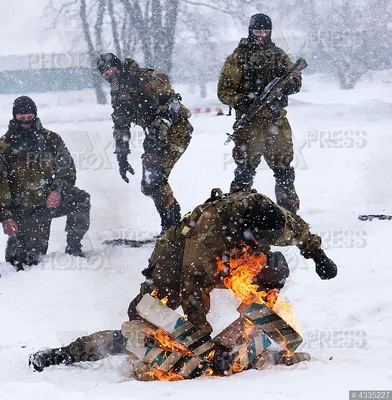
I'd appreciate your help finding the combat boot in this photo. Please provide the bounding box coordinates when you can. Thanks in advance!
[230,164,256,193]
[29,348,74,372]
[65,236,86,258]
[274,167,300,214]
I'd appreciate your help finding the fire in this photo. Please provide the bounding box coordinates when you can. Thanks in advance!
[217,245,302,357]
[216,246,277,307]
[272,296,301,336]
[271,297,302,357]
[243,317,256,340]
[153,329,194,357]
[151,289,169,305]
[146,367,184,381]
[203,367,215,376]
[231,363,244,373]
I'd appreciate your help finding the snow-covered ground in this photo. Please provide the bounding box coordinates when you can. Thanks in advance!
[1,74,392,399]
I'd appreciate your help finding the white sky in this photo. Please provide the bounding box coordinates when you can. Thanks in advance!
[0,1,304,58]
[0,0,68,55]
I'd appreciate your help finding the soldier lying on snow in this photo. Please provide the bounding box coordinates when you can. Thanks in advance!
[29,188,337,376]
[0,96,91,270]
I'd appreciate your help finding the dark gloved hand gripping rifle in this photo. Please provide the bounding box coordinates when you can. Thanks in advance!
[224,58,308,145]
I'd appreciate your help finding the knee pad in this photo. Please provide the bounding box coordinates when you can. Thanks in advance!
[110,330,126,355]
[141,166,166,196]
[274,167,295,186]
[256,251,290,290]
[75,190,91,211]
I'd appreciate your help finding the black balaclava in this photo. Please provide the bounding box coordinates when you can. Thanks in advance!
[97,53,123,84]
[10,96,43,149]
[12,96,38,131]
[248,13,273,49]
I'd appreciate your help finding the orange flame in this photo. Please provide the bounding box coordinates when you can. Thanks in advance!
[203,367,215,376]
[217,245,301,357]
[231,362,244,373]
[216,246,277,307]
[272,297,301,336]
[151,289,170,305]
[146,367,185,381]
[243,317,256,340]
[152,329,194,357]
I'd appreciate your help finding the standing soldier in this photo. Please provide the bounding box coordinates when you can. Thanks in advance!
[218,14,302,213]
[0,96,91,270]
[97,54,193,233]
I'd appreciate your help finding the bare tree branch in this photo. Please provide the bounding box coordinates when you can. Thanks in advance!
[108,0,122,57]
[182,0,236,16]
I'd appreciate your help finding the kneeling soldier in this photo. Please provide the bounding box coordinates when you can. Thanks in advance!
[0,96,91,270]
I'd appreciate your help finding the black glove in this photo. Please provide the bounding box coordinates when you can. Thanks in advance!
[280,77,300,96]
[165,96,182,123]
[235,95,253,115]
[312,248,338,280]
[116,154,135,183]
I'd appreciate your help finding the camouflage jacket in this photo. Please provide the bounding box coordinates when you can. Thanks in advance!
[151,189,321,333]
[110,59,191,154]
[217,38,302,119]
[0,119,76,220]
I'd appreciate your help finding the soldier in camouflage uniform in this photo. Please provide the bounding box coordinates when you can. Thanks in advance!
[97,53,193,232]
[0,96,90,270]
[218,14,302,213]
[29,188,337,372]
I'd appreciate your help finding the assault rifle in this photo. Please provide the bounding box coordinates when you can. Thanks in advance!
[224,57,308,145]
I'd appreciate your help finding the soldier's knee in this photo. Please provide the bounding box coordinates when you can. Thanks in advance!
[108,330,126,355]
[256,251,290,290]
[141,166,166,196]
[274,167,295,186]
[75,189,91,210]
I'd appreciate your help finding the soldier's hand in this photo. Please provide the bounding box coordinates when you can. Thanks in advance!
[312,249,338,280]
[2,218,18,236]
[150,118,170,135]
[117,154,135,183]
[46,191,62,208]
[235,95,253,115]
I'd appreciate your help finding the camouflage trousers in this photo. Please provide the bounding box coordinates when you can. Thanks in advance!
[230,112,299,213]
[141,119,193,231]
[5,187,90,267]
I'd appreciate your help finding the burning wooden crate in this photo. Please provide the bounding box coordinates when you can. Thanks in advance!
[122,293,309,381]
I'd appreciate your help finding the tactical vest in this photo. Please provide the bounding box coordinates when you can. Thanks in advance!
[180,188,275,247]
[236,38,289,108]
